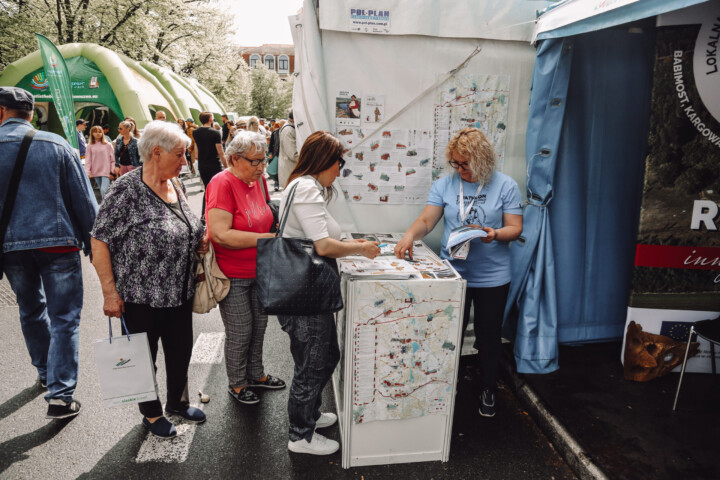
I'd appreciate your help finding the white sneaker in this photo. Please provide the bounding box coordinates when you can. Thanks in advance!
[315,412,337,429]
[288,432,340,455]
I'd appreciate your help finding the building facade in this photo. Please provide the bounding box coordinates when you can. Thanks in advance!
[241,44,295,80]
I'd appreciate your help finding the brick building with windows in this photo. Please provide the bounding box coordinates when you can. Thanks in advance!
[241,44,295,80]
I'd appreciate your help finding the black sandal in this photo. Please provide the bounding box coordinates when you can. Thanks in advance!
[227,386,260,404]
[247,374,286,390]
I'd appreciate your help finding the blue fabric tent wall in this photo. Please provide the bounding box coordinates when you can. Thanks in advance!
[505,29,655,373]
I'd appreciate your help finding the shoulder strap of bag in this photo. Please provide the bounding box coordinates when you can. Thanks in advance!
[171,177,187,202]
[118,141,130,157]
[276,181,300,237]
[258,175,270,203]
[1,129,36,248]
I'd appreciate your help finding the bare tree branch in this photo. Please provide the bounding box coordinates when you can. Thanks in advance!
[99,1,143,43]
[159,33,193,53]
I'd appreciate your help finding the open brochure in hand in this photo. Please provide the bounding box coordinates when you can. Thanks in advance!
[447,226,487,260]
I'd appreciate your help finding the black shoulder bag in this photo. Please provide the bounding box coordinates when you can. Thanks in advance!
[256,182,343,315]
[0,129,36,280]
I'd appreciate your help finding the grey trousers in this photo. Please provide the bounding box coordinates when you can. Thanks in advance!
[219,278,267,388]
[278,313,340,442]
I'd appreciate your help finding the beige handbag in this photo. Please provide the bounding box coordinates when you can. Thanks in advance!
[193,242,230,314]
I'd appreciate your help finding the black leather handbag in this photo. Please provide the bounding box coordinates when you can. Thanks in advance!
[256,182,343,315]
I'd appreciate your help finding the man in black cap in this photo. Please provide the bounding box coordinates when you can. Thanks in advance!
[0,86,98,419]
[76,118,87,157]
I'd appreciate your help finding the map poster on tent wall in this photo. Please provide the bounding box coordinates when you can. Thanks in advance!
[433,74,510,180]
[348,8,391,35]
[625,3,720,374]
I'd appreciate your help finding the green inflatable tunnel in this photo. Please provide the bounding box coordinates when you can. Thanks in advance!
[0,43,226,137]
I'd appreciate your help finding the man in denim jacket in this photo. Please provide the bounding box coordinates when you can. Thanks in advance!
[0,87,98,419]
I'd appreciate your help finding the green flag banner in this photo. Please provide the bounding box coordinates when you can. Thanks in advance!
[35,33,78,149]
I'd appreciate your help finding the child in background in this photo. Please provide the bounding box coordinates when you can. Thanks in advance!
[85,125,115,198]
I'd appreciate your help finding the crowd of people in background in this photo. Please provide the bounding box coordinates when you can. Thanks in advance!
[78,110,290,201]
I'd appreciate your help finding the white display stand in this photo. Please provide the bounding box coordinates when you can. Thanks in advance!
[332,234,466,468]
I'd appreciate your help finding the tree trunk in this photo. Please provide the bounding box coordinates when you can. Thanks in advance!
[152,30,166,63]
[54,0,63,39]
[61,0,74,43]
[76,0,91,42]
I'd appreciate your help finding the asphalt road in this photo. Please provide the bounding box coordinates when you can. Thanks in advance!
[0,174,575,480]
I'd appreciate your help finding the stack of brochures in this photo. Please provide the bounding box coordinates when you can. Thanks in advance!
[338,233,461,280]
[447,226,487,260]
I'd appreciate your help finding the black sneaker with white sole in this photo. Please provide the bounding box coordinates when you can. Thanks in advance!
[479,389,496,418]
[46,399,81,419]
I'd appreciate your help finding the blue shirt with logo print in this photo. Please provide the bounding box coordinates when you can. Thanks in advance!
[427,171,523,288]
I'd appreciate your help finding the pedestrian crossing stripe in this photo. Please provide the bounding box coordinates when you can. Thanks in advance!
[135,332,225,463]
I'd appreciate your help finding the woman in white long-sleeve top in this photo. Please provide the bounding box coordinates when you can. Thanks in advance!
[278,131,380,456]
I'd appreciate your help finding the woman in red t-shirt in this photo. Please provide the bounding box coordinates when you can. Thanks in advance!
[205,131,286,406]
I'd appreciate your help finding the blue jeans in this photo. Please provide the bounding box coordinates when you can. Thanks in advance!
[4,249,83,403]
[278,313,340,442]
[92,176,111,198]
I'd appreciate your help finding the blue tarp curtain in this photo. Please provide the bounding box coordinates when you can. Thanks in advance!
[504,29,655,373]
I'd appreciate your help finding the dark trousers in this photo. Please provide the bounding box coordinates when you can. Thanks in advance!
[278,313,340,442]
[123,300,193,418]
[199,163,222,215]
[462,283,510,393]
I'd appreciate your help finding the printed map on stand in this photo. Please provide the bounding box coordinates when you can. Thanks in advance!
[433,74,510,180]
[351,280,463,424]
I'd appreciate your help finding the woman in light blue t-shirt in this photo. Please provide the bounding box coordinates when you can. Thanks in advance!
[395,128,523,418]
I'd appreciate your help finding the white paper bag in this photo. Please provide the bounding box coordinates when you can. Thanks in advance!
[93,317,157,408]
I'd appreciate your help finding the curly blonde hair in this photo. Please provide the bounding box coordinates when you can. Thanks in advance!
[445,128,496,184]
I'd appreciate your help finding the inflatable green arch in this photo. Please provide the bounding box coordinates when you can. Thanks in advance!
[0,43,226,133]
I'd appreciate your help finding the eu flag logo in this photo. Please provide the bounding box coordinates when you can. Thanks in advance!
[660,321,695,342]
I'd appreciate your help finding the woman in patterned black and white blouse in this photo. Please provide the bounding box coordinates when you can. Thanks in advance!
[90,120,209,440]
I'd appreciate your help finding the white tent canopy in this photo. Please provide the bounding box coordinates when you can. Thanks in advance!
[291,0,553,244]
[319,0,547,41]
